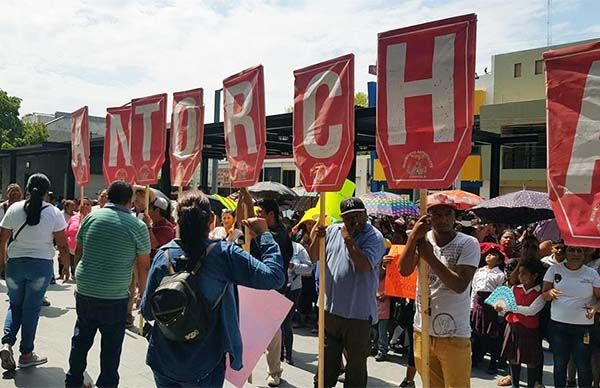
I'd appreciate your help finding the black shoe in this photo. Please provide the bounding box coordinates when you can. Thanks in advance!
[50,277,56,285]
[285,358,294,366]
[375,352,387,362]
[41,297,51,307]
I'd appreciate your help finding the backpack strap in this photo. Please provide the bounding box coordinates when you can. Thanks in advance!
[190,241,219,275]
[163,249,174,274]
[9,205,50,246]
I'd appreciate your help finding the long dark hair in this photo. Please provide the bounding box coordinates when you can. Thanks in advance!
[177,190,213,265]
[24,173,51,226]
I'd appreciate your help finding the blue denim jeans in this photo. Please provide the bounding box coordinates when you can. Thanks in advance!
[2,257,53,354]
[65,293,128,388]
[549,320,593,388]
[152,359,226,388]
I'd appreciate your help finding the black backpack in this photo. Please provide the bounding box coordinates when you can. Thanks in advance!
[150,242,227,342]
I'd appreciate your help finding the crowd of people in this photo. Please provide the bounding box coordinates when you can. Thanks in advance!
[0,175,599,388]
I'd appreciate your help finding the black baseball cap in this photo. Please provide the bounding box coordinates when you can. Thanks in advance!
[340,197,367,216]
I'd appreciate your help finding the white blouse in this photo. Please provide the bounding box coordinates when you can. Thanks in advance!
[471,266,506,308]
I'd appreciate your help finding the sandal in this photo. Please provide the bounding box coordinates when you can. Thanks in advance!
[497,375,512,386]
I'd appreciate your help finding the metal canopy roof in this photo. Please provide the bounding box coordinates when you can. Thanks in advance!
[0,106,541,159]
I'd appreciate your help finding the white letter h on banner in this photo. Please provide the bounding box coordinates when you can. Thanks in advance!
[386,33,456,145]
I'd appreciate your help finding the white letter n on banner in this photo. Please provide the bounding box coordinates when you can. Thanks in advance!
[302,70,342,159]
[565,60,600,194]
[386,33,455,145]
[135,102,160,161]
[108,113,131,167]
[225,82,257,158]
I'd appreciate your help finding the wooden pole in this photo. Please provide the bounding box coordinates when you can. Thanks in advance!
[418,189,430,388]
[138,185,150,334]
[79,186,84,201]
[317,192,326,388]
[178,186,183,199]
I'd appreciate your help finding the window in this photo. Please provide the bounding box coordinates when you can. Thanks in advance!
[262,167,281,183]
[502,144,546,169]
[514,63,522,78]
[281,170,296,188]
[535,60,544,75]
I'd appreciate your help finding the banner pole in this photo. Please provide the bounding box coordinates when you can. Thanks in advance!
[80,186,84,201]
[139,185,150,334]
[178,186,183,199]
[317,192,326,388]
[418,189,430,388]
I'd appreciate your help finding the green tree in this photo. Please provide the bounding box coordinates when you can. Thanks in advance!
[0,89,24,147]
[354,92,368,108]
[0,88,48,149]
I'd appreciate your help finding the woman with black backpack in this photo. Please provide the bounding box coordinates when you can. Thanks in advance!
[0,173,70,371]
[141,190,285,387]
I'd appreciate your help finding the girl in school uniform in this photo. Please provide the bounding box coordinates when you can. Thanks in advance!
[497,260,546,388]
[471,243,507,373]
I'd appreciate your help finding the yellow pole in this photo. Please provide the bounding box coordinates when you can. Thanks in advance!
[418,189,430,388]
[80,186,84,201]
[317,192,326,388]
[178,186,183,199]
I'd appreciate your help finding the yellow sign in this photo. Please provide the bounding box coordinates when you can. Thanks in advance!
[460,155,482,181]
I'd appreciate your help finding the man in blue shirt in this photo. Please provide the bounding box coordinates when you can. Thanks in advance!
[309,197,385,388]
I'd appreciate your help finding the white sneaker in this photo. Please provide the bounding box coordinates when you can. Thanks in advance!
[0,344,15,371]
[18,352,47,368]
[267,375,281,387]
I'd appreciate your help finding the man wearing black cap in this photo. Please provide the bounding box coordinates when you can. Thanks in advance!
[309,197,385,388]
[399,194,480,388]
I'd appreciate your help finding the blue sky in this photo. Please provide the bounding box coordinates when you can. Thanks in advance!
[0,0,598,119]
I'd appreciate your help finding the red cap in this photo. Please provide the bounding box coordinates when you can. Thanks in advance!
[426,193,458,211]
[480,242,507,261]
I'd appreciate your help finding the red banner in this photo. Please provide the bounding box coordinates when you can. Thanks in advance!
[545,41,600,248]
[293,54,355,192]
[223,66,266,188]
[131,93,168,185]
[104,107,135,185]
[384,245,417,299]
[376,14,477,189]
[170,88,205,188]
[70,106,90,186]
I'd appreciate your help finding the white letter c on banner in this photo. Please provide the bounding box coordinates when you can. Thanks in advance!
[302,70,342,159]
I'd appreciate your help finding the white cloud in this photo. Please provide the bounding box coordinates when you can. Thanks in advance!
[0,0,595,120]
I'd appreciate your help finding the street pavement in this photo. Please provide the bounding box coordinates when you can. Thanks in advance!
[0,279,555,387]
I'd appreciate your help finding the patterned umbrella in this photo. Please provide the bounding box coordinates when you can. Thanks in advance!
[471,189,554,225]
[359,192,419,218]
[426,190,483,211]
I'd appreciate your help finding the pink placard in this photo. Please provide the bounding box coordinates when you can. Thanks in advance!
[225,287,293,388]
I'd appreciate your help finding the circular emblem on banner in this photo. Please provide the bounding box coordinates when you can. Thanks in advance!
[590,203,600,233]
[115,168,129,181]
[403,151,434,178]
[139,164,152,181]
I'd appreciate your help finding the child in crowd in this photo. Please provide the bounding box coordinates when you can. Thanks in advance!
[471,243,507,373]
[497,260,545,388]
[375,262,390,362]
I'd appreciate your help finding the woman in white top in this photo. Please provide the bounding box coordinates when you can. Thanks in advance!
[0,174,70,371]
[543,245,600,388]
[209,209,243,243]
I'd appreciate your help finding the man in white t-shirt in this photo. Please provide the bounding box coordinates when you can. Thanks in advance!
[541,240,566,268]
[399,193,480,388]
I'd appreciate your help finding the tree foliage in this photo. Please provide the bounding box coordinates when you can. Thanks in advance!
[0,88,48,149]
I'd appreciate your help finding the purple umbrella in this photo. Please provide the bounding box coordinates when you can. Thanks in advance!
[471,190,554,225]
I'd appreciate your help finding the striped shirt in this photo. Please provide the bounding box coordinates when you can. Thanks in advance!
[75,204,150,299]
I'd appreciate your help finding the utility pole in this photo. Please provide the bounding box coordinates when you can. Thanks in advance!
[547,0,552,46]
